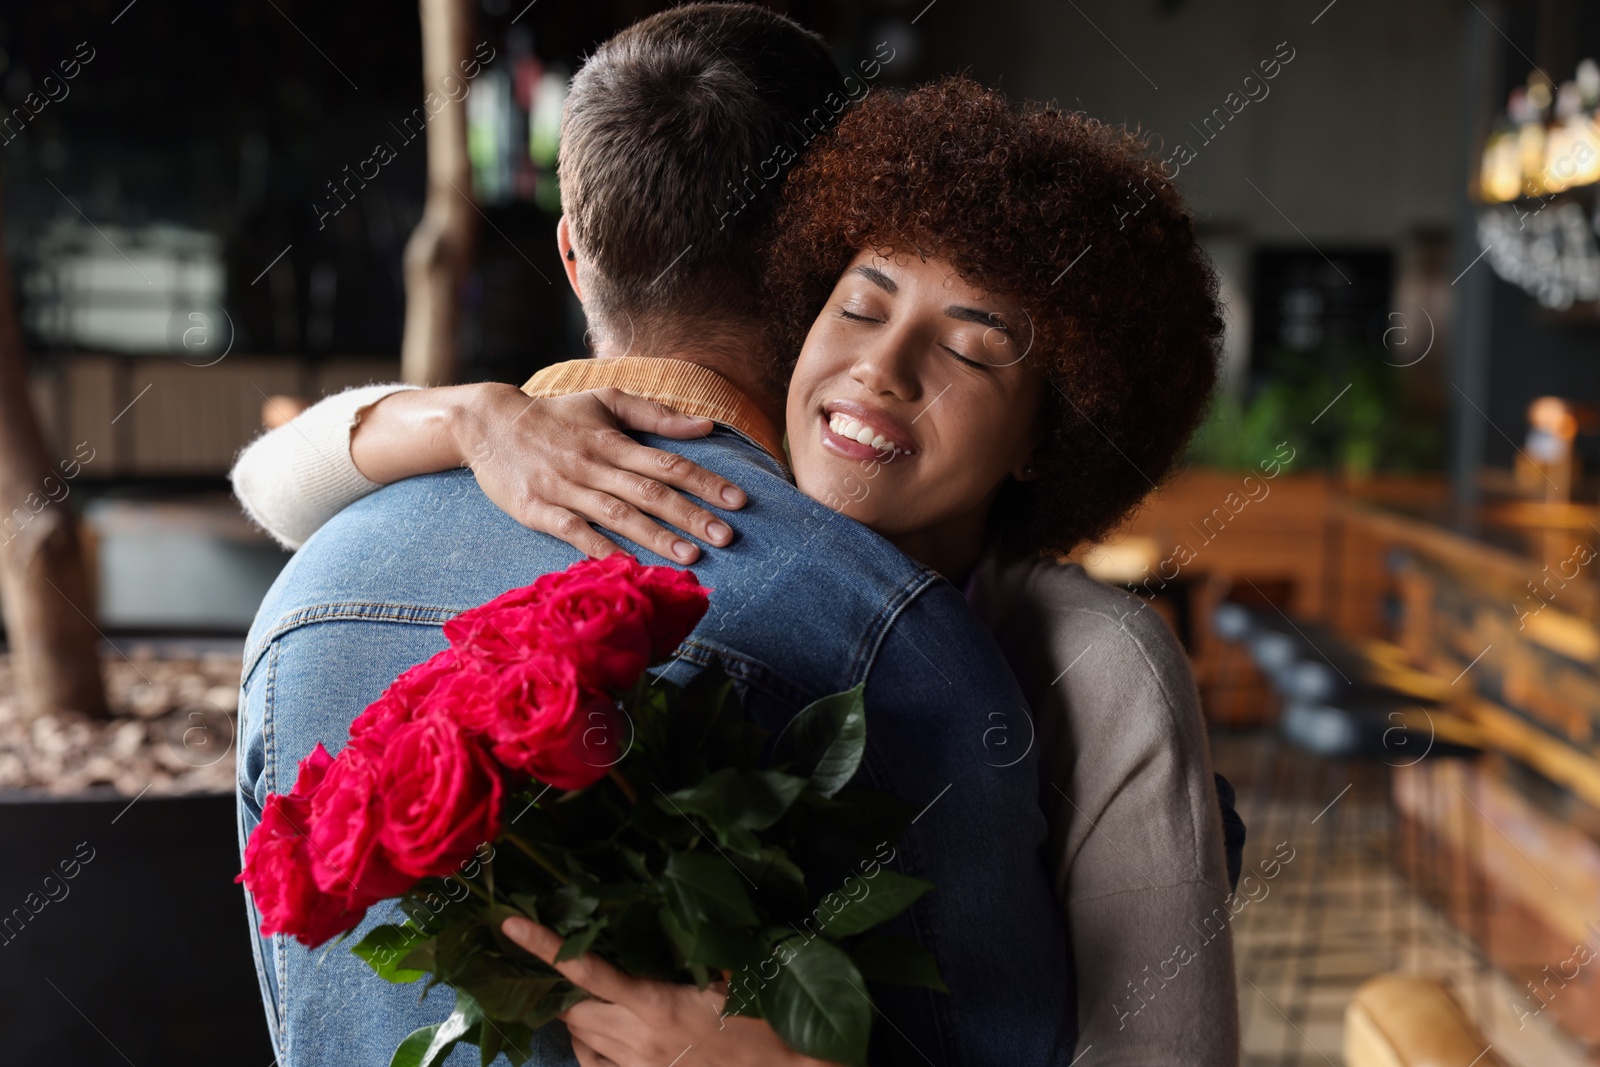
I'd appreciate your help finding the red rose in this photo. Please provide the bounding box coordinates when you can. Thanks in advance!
[306,745,415,908]
[237,744,366,947]
[445,556,710,689]
[486,655,621,790]
[349,648,467,752]
[376,714,504,878]
[442,580,557,661]
[634,563,710,660]
[449,559,654,686]
[558,554,708,665]
[419,661,508,736]
[533,574,656,689]
[371,653,555,741]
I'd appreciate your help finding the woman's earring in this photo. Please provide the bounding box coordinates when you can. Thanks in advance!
[566,249,576,262]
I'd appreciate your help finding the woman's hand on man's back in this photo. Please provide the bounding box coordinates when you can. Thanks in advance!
[355,382,748,563]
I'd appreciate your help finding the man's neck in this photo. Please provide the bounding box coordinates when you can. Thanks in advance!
[590,339,786,431]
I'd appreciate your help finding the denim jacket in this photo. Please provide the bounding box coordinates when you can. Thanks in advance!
[239,429,1076,1066]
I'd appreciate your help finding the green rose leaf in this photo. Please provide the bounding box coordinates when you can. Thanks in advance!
[682,920,766,971]
[663,849,760,928]
[539,885,600,934]
[661,899,764,971]
[848,934,948,992]
[729,847,809,915]
[479,1020,538,1067]
[462,971,568,1022]
[759,936,873,1067]
[353,924,431,984]
[507,893,544,921]
[389,1025,444,1067]
[476,1018,505,1066]
[555,917,608,962]
[659,902,697,965]
[398,940,438,976]
[597,899,676,978]
[817,870,933,938]
[389,990,482,1067]
[618,846,652,881]
[773,685,866,797]
[434,912,489,977]
[663,768,808,848]
[722,957,770,1020]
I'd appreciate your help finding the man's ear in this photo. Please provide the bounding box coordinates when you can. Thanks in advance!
[556,215,584,301]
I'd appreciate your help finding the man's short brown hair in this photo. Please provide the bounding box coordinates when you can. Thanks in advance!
[560,3,844,343]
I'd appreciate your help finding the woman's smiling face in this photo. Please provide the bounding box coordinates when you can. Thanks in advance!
[785,249,1045,574]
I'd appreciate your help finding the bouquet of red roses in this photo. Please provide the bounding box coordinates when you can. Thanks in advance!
[238,554,943,1067]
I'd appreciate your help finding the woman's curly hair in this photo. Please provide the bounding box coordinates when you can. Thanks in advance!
[763,76,1223,558]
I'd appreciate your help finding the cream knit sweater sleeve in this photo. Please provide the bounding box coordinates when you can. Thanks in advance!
[967,556,1241,1067]
[230,383,419,550]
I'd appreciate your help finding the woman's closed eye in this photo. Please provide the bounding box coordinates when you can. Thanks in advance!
[841,303,990,369]
[942,342,989,370]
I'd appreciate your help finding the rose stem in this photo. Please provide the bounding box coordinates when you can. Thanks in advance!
[608,768,638,804]
[458,876,494,905]
[504,832,570,885]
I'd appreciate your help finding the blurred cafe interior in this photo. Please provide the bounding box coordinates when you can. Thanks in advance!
[2,0,1600,1065]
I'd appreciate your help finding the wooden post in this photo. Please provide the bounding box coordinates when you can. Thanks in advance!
[400,0,479,385]
[0,198,109,720]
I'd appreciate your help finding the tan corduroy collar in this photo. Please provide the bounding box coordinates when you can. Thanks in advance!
[521,356,787,465]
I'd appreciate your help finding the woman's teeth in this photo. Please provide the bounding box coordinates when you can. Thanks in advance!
[827,412,909,455]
